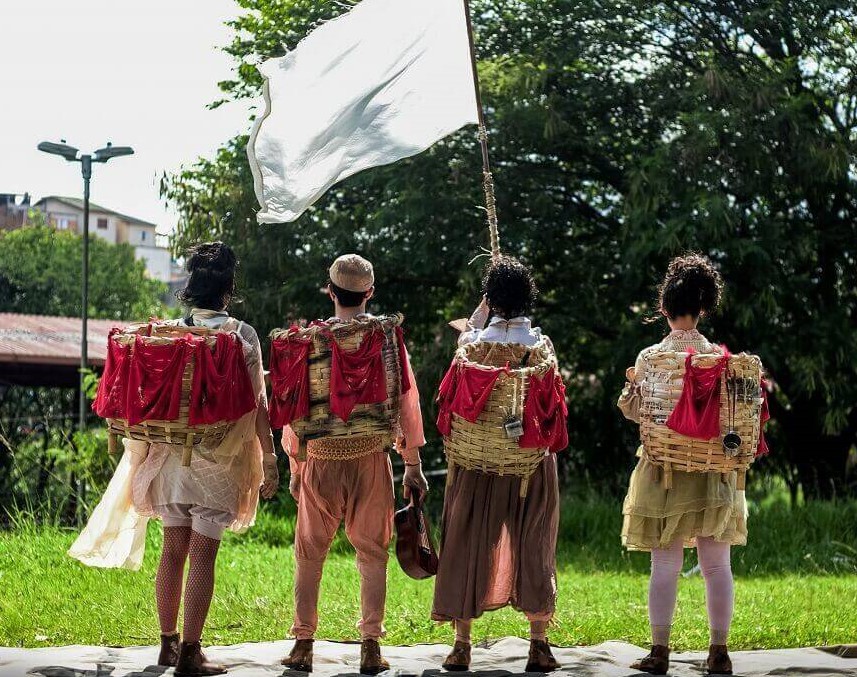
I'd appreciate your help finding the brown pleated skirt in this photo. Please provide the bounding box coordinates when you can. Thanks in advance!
[431,454,560,622]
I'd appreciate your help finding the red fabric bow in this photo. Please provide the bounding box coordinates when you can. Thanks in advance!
[666,349,731,440]
[519,368,569,453]
[329,330,388,422]
[435,362,505,436]
[268,335,313,428]
[125,335,189,425]
[92,330,132,419]
[188,333,256,425]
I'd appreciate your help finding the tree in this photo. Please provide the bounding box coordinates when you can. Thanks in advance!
[0,216,168,320]
[164,0,857,496]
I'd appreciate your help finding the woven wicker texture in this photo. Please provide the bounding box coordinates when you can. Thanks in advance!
[269,315,406,455]
[443,340,556,497]
[105,324,237,466]
[639,351,764,489]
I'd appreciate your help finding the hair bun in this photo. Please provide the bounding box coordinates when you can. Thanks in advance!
[186,241,237,274]
[658,253,723,319]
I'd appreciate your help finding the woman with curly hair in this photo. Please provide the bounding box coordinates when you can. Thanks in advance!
[618,253,741,675]
[136,242,279,675]
[432,256,562,673]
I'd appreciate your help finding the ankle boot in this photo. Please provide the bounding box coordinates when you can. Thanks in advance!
[360,639,390,675]
[282,639,314,672]
[158,632,180,667]
[442,641,471,671]
[175,641,227,677]
[630,645,670,675]
[525,639,561,673]
[707,644,733,675]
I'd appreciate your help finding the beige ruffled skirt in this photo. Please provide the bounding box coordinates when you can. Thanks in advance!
[622,449,747,552]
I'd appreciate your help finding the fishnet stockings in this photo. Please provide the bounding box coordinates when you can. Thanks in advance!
[182,531,222,644]
[156,526,191,634]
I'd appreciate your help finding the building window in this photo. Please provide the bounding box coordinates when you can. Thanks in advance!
[97,217,108,230]
[52,214,78,231]
[140,230,147,242]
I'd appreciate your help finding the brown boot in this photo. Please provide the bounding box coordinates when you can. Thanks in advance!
[442,641,471,671]
[175,641,227,677]
[630,645,670,675]
[525,639,561,673]
[707,644,733,675]
[360,639,390,675]
[158,632,180,667]
[282,639,314,672]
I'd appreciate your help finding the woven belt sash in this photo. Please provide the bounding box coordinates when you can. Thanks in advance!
[307,435,385,461]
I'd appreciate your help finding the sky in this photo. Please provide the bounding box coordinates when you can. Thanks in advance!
[0,0,254,233]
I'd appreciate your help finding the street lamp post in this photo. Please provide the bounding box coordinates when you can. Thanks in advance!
[37,141,134,434]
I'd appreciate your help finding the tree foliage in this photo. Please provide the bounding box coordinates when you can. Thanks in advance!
[0,217,168,320]
[164,0,857,497]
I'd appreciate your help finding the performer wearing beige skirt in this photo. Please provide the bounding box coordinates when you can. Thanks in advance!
[619,254,745,676]
[432,256,561,673]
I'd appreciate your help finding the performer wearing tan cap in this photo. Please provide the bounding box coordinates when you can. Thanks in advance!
[281,254,428,675]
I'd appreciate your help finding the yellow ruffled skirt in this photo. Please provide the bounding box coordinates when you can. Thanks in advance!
[622,449,747,552]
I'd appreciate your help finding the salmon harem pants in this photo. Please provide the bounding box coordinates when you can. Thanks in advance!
[291,450,394,641]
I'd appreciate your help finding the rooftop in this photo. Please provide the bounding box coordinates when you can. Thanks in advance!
[34,196,158,228]
[0,312,126,387]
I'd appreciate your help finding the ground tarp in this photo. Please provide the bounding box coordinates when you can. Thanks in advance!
[2,637,856,677]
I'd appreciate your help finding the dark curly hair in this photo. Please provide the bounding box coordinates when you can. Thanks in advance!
[482,255,539,319]
[176,241,237,311]
[658,253,723,319]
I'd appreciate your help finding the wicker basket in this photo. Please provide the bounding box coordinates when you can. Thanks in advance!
[639,351,764,489]
[105,324,239,466]
[443,340,557,497]
[269,314,406,458]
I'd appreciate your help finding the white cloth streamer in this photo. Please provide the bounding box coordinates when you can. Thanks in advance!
[247,0,478,223]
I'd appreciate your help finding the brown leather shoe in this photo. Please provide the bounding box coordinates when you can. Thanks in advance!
[282,639,314,672]
[158,632,180,667]
[707,644,733,675]
[442,641,471,671]
[630,645,670,675]
[525,639,561,673]
[175,641,227,677]
[360,639,390,675]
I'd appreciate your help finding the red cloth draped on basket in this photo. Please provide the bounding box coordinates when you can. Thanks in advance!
[435,360,459,436]
[436,362,505,436]
[329,329,388,422]
[519,368,569,453]
[92,329,132,419]
[395,326,412,395]
[268,334,312,428]
[125,335,190,425]
[188,333,256,425]
[666,349,731,440]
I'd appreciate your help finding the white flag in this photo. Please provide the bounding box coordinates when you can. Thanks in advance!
[247,0,479,223]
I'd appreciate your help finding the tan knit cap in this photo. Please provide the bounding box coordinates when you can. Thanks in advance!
[329,254,374,293]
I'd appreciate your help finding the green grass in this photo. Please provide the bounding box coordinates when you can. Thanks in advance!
[1,500,856,650]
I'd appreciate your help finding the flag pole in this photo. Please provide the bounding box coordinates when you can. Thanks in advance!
[462,0,501,260]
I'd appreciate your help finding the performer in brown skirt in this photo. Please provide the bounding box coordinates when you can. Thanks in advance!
[432,256,563,673]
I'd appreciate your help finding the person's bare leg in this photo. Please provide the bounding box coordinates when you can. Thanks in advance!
[442,619,472,671]
[526,616,560,673]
